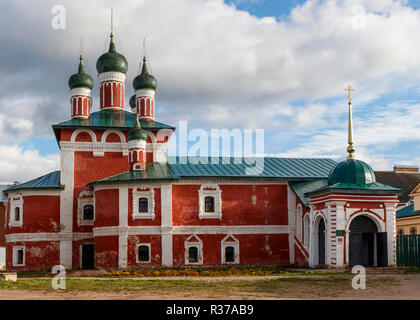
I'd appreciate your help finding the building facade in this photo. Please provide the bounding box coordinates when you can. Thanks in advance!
[2,32,401,270]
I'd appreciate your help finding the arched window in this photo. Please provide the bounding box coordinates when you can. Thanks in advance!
[139,198,148,213]
[225,246,235,263]
[304,214,310,248]
[83,205,94,221]
[188,246,199,263]
[138,245,150,263]
[14,207,20,222]
[205,197,215,213]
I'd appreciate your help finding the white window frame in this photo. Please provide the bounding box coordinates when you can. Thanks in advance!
[132,186,155,219]
[12,245,25,266]
[9,194,23,228]
[198,184,222,220]
[77,191,95,226]
[185,234,203,265]
[136,243,151,263]
[221,234,240,264]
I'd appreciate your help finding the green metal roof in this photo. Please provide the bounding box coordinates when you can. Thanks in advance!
[3,171,63,193]
[328,159,375,185]
[290,179,328,207]
[88,157,338,186]
[52,109,176,131]
[397,203,420,219]
[305,181,402,197]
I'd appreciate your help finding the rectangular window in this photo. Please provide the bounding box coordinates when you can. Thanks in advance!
[83,205,94,220]
[410,227,417,235]
[12,246,25,266]
[188,246,199,263]
[398,229,404,236]
[136,243,151,263]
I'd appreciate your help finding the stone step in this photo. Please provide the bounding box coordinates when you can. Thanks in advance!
[0,272,17,282]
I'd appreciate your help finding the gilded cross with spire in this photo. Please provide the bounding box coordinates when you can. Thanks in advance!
[346,85,355,160]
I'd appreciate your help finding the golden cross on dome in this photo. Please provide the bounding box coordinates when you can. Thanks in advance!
[345,85,355,160]
[345,85,354,104]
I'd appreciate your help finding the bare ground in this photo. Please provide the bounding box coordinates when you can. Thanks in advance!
[0,272,419,300]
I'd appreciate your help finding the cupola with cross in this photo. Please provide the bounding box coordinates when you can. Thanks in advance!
[127,117,148,170]
[68,53,93,119]
[96,11,128,111]
[133,56,157,121]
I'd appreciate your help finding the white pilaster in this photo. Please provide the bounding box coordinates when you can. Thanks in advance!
[385,203,397,266]
[118,186,128,269]
[59,150,74,269]
[161,184,173,267]
[287,185,296,264]
[334,201,346,267]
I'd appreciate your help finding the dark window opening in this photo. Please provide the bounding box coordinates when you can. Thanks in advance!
[225,246,235,263]
[17,249,24,265]
[14,207,20,221]
[410,227,417,235]
[205,197,215,213]
[138,245,150,262]
[139,198,148,213]
[398,229,404,236]
[83,205,94,220]
[188,246,199,263]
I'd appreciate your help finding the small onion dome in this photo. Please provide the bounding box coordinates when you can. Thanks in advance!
[328,159,376,186]
[133,57,157,90]
[129,94,136,109]
[68,55,94,89]
[128,117,148,141]
[96,34,128,74]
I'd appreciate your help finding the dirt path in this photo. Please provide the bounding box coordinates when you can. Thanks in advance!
[0,273,418,300]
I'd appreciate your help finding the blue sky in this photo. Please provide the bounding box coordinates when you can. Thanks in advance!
[3,0,420,182]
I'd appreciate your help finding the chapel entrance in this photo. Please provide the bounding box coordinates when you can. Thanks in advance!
[318,218,326,265]
[349,215,388,267]
[81,243,94,269]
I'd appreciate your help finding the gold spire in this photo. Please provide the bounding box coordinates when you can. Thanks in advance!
[345,85,355,160]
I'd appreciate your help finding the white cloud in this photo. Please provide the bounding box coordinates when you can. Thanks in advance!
[0,145,59,184]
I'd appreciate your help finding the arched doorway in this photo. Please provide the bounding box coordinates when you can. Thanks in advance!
[349,215,387,267]
[318,218,326,265]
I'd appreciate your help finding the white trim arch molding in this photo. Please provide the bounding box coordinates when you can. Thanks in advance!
[221,234,240,264]
[77,191,95,226]
[198,184,222,220]
[296,204,303,241]
[101,129,126,143]
[9,194,23,228]
[185,234,203,265]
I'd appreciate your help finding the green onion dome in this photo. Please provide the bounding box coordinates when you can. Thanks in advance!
[96,34,128,74]
[129,94,136,109]
[328,159,376,186]
[133,57,157,90]
[68,55,93,89]
[128,117,148,141]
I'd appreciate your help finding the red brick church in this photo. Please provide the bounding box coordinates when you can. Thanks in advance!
[2,30,401,271]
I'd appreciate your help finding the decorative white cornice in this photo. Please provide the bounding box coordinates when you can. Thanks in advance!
[6,232,93,242]
[99,71,126,82]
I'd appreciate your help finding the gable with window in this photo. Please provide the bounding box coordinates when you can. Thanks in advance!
[132,186,155,219]
[198,184,222,219]
[9,194,23,227]
[77,191,94,226]
[221,234,239,264]
[185,234,203,265]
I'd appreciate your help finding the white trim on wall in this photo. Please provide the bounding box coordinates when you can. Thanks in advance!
[198,184,222,220]
[221,235,239,264]
[132,186,155,219]
[185,234,203,265]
